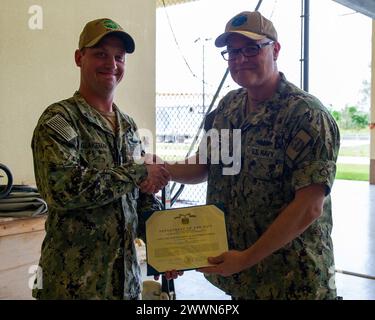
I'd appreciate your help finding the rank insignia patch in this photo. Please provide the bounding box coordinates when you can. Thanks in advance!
[286,129,312,160]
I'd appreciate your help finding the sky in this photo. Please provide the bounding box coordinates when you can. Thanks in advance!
[156,0,372,111]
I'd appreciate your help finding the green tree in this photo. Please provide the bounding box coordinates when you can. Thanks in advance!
[338,105,369,129]
[351,111,369,129]
[331,110,341,123]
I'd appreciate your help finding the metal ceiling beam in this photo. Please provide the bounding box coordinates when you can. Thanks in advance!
[156,0,198,8]
[333,0,375,19]
[158,0,375,19]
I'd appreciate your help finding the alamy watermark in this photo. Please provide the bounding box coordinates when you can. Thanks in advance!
[28,5,43,30]
[134,128,242,176]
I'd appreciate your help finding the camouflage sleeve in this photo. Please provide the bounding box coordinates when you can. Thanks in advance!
[32,110,148,210]
[136,193,163,241]
[285,100,340,195]
[129,114,163,240]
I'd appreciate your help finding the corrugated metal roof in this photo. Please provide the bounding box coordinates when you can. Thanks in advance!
[157,0,375,19]
[333,0,375,19]
[156,0,198,8]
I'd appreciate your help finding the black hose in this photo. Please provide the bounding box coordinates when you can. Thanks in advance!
[0,163,13,199]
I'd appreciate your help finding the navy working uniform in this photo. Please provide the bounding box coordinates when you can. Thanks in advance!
[204,73,340,299]
[31,91,159,299]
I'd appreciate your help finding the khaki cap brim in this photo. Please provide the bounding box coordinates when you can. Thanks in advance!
[80,30,135,53]
[215,31,266,47]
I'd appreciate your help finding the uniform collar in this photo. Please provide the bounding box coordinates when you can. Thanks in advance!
[223,73,287,129]
[73,91,131,135]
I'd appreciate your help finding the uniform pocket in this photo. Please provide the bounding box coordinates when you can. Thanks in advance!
[123,131,143,163]
[246,146,284,180]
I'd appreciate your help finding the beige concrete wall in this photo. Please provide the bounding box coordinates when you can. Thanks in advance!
[0,0,156,184]
[370,19,375,184]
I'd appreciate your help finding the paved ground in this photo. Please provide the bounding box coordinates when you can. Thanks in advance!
[140,179,375,300]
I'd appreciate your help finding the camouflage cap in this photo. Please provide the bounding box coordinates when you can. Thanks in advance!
[79,18,135,53]
[215,11,278,47]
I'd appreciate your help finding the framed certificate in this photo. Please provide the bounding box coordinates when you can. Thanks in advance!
[144,204,228,275]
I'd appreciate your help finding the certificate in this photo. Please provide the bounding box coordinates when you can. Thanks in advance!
[145,204,228,275]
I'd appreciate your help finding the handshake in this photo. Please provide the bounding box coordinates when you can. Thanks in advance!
[139,154,171,194]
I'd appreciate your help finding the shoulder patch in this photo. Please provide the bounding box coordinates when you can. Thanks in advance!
[45,115,78,142]
[286,129,312,161]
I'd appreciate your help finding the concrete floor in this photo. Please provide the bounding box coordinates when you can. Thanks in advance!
[331,179,375,300]
[141,179,375,300]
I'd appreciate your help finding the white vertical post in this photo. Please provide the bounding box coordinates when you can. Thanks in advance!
[370,19,375,184]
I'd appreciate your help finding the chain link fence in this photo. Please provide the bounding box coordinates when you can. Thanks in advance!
[156,92,224,207]
[155,0,233,207]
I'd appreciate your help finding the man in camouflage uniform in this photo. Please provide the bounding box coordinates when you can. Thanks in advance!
[31,18,170,299]
[167,11,340,299]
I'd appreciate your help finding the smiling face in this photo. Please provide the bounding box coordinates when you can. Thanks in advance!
[75,34,126,98]
[226,33,280,91]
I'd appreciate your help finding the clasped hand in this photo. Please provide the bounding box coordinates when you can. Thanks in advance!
[139,154,170,194]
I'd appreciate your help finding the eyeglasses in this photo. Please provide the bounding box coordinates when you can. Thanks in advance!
[221,41,275,61]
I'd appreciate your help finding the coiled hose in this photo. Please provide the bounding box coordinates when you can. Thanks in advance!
[0,163,13,199]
